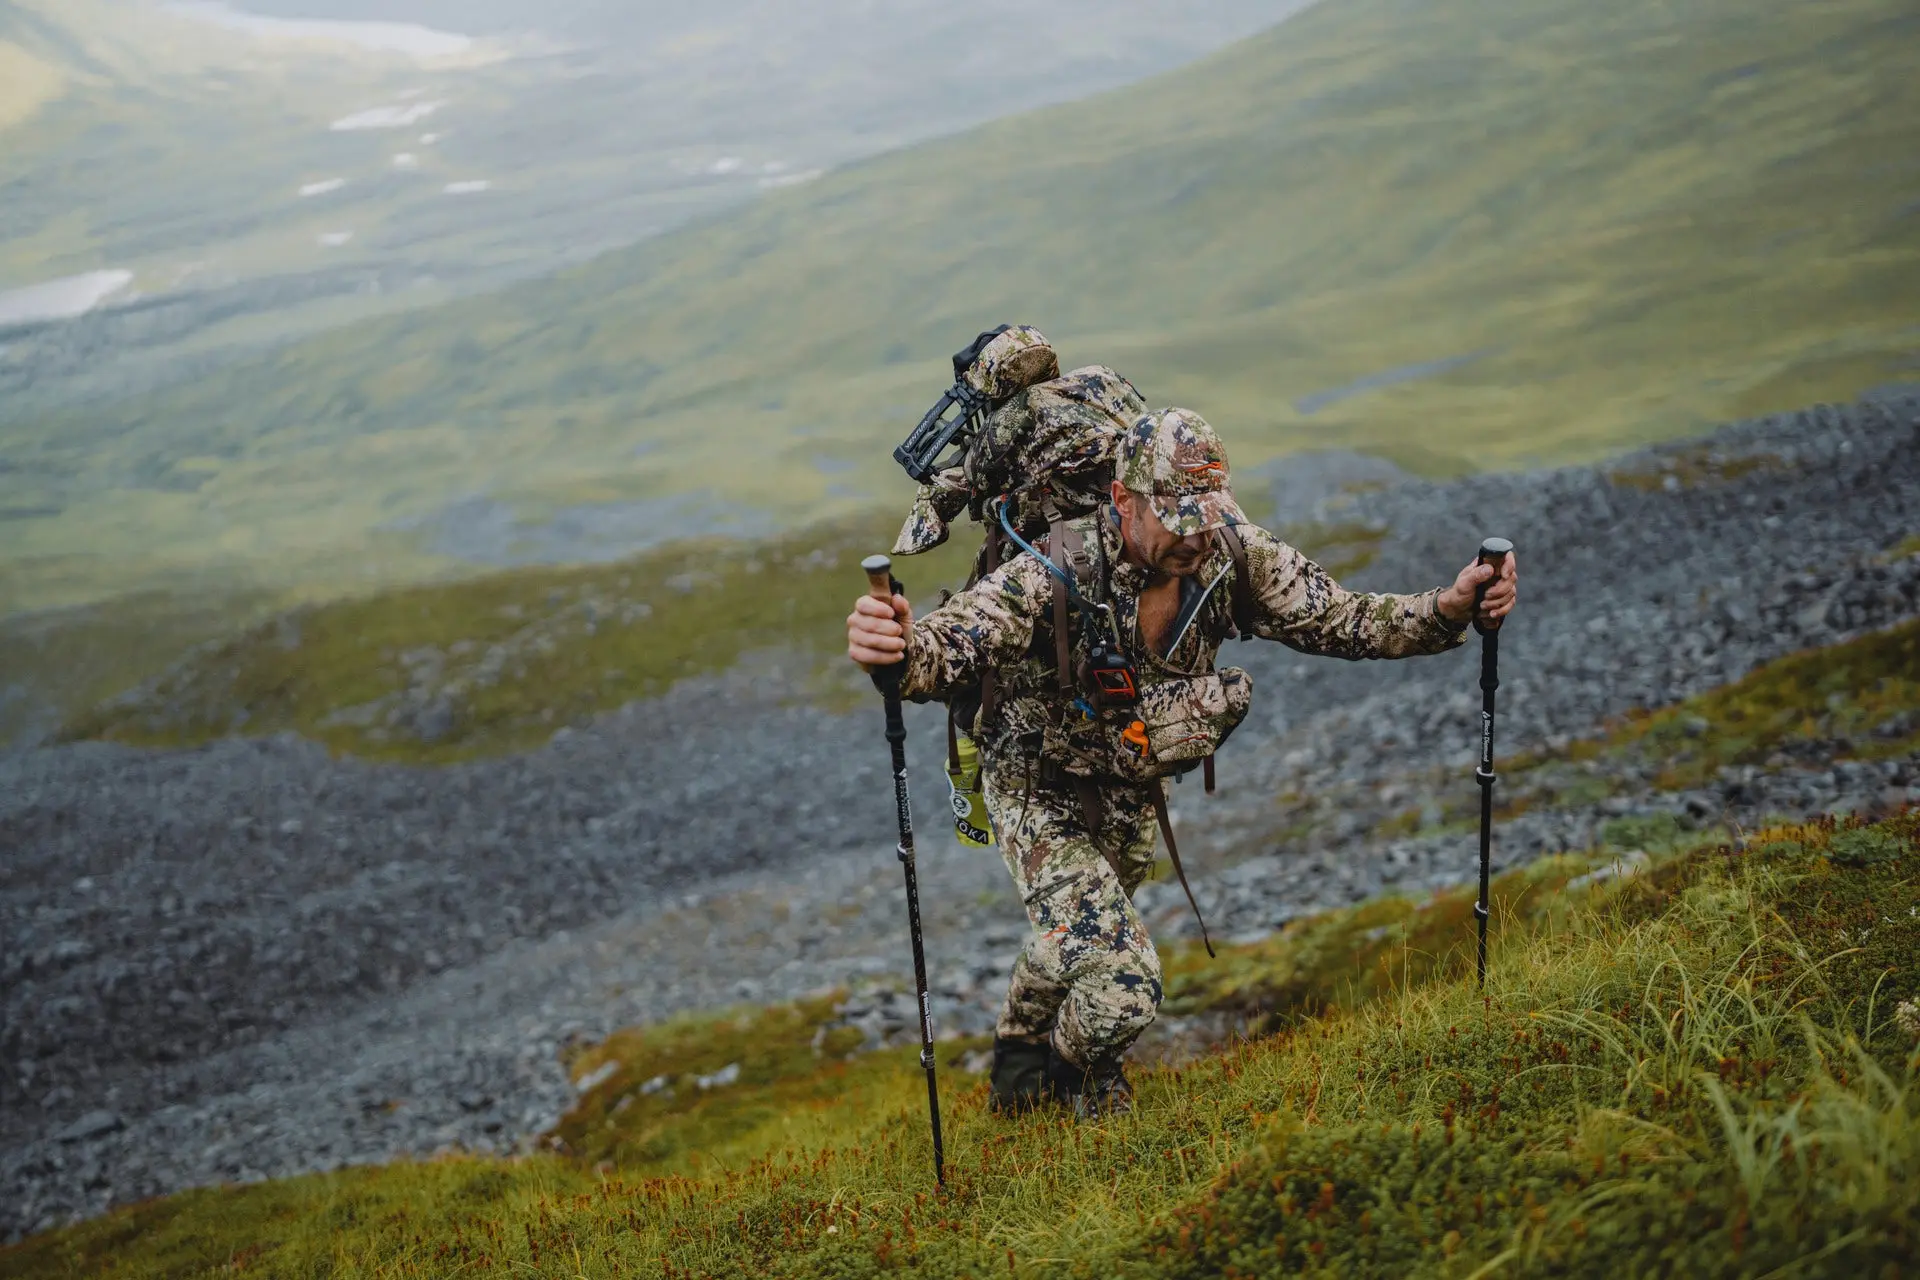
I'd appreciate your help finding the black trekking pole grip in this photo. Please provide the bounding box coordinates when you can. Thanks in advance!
[1472,537,1512,636]
[861,554,908,697]
[1470,536,1511,991]
[857,553,946,1191]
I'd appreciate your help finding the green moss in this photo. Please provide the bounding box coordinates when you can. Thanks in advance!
[0,589,270,747]
[1372,806,1426,840]
[1639,618,1920,786]
[1829,825,1907,868]
[1605,448,1789,492]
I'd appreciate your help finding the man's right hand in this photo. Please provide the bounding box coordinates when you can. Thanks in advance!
[848,592,913,667]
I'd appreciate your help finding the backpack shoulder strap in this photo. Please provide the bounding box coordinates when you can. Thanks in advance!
[1049,514,1074,694]
[1047,513,1103,690]
[1216,523,1254,641]
[978,522,1005,726]
[1201,523,1253,791]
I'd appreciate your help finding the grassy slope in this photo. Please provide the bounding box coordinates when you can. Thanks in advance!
[4,815,1915,1278]
[57,511,979,760]
[55,514,1383,760]
[0,588,272,749]
[7,0,1918,613]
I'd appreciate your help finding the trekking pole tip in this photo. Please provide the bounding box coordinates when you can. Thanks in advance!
[862,554,895,600]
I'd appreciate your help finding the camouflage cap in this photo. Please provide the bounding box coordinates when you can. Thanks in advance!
[962,325,1059,402]
[1116,408,1248,536]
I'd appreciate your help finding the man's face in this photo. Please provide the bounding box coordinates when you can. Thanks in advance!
[1114,482,1212,577]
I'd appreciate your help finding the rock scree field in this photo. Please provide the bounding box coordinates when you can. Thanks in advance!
[1,391,1918,1271]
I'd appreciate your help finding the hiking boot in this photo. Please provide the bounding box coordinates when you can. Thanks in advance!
[1044,1046,1133,1121]
[1074,1063,1134,1120]
[988,1036,1053,1115]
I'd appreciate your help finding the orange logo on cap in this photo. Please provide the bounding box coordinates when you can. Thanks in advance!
[1176,460,1225,474]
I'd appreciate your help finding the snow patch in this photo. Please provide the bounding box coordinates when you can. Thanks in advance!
[391,153,420,171]
[0,271,134,327]
[332,102,445,132]
[759,169,823,190]
[317,231,354,248]
[443,180,491,195]
[299,178,346,197]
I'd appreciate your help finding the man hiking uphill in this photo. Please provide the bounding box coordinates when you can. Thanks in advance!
[849,352,1519,1120]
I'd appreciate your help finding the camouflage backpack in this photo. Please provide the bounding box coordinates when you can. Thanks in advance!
[892,324,1144,567]
[891,322,1250,636]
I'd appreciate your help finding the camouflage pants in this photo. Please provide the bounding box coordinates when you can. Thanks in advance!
[983,754,1163,1069]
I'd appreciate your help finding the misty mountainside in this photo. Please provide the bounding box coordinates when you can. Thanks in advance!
[2,0,1916,630]
[0,0,1293,421]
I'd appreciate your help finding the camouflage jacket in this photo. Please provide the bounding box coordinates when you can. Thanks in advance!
[900,512,1467,784]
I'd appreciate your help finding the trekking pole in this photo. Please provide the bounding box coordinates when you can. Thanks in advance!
[1472,537,1513,990]
[861,554,946,1191]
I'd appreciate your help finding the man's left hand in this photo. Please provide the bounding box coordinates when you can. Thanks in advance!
[1438,552,1518,627]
